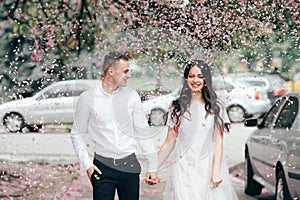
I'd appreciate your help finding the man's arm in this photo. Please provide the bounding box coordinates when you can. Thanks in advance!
[70,94,97,177]
[131,92,160,184]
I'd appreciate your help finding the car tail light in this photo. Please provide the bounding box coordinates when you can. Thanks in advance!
[273,89,286,96]
[254,90,260,100]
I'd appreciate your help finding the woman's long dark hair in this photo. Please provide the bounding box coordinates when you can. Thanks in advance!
[170,60,230,134]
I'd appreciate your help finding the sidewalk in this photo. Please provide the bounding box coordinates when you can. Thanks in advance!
[61,162,170,200]
[61,162,245,200]
[61,171,167,200]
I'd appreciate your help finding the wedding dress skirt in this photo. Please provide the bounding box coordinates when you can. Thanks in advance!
[162,101,238,200]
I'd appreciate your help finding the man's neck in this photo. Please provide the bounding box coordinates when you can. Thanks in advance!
[102,78,118,94]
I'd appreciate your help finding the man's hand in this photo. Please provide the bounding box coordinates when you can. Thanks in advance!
[144,172,161,185]
[86,165,102,184]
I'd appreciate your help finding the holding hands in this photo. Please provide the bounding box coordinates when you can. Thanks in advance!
[144,172,161,185]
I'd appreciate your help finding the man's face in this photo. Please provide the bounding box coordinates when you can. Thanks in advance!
[112,59,131,87]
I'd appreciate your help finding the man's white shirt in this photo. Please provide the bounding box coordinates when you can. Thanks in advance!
[70,80,158,172]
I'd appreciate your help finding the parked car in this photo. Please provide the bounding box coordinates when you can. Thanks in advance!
[0,79,98,132]
[287,72,300,92]
[227,73,289,105]
[244,92,300,199]
[142,75,271,126]
[142,87,180,126]
[214,76,271,123]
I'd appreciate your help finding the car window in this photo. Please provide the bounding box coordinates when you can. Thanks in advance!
[43,85,69,99]
[275,96,299,129]
[261,98,286,128]
[226,83,234,90]
[243,80,267,87]
[266,75,286,88]
[213,80,225,91]
[293,73,300,81]
[68,84,91,97]
[214,79,237,91]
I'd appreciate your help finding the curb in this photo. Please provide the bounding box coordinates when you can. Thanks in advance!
[229,161,244,174]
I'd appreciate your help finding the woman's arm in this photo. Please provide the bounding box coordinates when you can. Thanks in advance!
[158,126,178,168]
[211,125,224,188]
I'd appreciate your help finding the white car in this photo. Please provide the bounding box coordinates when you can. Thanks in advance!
[142,88,180,126]
[0,79,98,132]
[244,93,300,199]
[142,76,272,126]
[227,73,290,105]
[215,76,272,123]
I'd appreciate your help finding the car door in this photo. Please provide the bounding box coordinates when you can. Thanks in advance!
[287,108,300,198]
[249,98,286,177]
[32,84,70,124]
[287,119,300,197]
[62,83,91,122]
[263,96,299,186]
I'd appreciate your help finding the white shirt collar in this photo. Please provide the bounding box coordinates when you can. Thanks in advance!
[95,80,121,97]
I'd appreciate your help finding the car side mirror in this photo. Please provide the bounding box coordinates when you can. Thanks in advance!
[244,118,258,127]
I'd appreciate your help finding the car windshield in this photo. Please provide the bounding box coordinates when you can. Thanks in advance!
[240,80,267,87]
[293,73,300,81]
[266,76,287,88]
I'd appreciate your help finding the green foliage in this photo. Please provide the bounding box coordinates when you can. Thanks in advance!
[0,0,299,102]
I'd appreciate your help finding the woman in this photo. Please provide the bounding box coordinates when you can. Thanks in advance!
[158,60,238,199]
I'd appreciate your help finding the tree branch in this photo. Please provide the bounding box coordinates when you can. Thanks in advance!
[1,0,20,20]
[75,0,85,55]
[84,2,92,21]
[39,0,49,19]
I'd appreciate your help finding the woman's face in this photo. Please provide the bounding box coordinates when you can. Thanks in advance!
[187,66,204,93]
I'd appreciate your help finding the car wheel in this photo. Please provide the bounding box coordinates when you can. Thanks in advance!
[148,108,167,126]
[228,105,245,123]
[3,112,25,133]
[275,170,292,200]
[245,153,262,196]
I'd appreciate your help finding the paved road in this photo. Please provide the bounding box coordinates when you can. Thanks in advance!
[0,124,274,199]
[0,123,252,166]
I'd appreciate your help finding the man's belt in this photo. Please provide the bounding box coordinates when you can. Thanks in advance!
[94,153,141,173]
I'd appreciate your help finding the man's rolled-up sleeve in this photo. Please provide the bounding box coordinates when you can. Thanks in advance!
[131,93,158,172]
[70,94,93,171]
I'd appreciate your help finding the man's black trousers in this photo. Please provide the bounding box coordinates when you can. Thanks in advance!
[91,154,141,200]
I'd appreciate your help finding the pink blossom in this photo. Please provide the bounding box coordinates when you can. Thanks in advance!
[31,49,43,62]
[241,59,248,65]
[119,41,127,52]
[45,37,54,48]
[31,40,43,62]
[96,60,102,68]
[47,25,55,35]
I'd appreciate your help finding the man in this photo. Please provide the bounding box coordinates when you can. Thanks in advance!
[70,52,160,200]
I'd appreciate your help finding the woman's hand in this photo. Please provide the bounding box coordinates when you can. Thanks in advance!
[144,172,161,185]
[210,173,223,189]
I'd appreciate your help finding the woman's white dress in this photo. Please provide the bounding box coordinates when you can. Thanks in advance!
[162,101,238,200]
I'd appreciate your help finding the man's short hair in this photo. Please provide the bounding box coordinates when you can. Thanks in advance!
[102,52,128,73]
